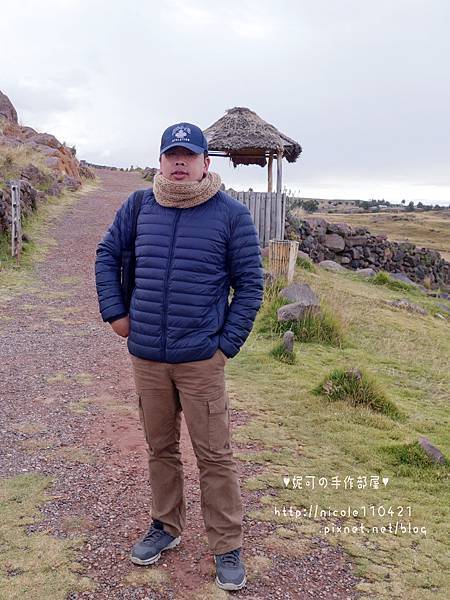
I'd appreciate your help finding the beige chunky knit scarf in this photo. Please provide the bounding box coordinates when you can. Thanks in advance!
[153,171,222,208]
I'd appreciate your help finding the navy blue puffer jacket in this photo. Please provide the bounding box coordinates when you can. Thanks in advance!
[95,188,264,363]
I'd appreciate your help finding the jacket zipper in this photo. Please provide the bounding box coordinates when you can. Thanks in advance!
[161,209,181,361]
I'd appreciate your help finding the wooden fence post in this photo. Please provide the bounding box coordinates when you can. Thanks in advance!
[11,181,22,263]
[268,239,299,284]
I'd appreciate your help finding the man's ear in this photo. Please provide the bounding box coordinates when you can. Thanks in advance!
[204,156,211,174]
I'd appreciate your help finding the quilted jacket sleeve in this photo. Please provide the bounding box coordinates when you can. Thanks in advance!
[219,208,264,358]
[94,193,135,323]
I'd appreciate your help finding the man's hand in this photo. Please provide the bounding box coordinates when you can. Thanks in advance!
[110,315,130,337]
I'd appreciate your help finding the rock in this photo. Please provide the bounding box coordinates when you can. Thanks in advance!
[418,437,446,465]
[27,132,62,149]
[278,301,320,322]
[0,90,18,123]
[303,217,328,232]
[390,272,420,287]
[327,222,353,236]
[61,176,81,191]
[436,303,450,314]
[386,299,427,315]
[345,236,368,247]
[79,165,95,179]
[324,233,345,251]
[340,256,351,264]
[20,164,50,186]
[319,260,346,272]
[279,283,320,306]
[297,250,310,261]
[356,268,376,277]
[282,331,294,353]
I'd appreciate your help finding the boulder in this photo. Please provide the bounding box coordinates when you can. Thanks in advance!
[418,437,446,465]
[278,301,320,322]
[280,282,320,306]
[327,222,353,236]
[282,330,295,353]
[390,272,420,287]
[20,164,50,186]
[0,90,18,123]
[356,268,376,277]
[319,260,346,272]
[324,233,345,251]
[436,303,450,315]
[303,217,328,232]
[278,283,320,322]
[345,236,368,247]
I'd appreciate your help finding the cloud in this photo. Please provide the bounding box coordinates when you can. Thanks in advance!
[0,0,448,204]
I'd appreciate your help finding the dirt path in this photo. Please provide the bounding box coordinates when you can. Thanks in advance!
[0,169,361,599]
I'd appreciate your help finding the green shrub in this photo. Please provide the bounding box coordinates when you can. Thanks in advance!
[296,255,315,271]
[369,271,418,293]
[269,339,297,364]
[256,288,344,347]
[380,441,449,479]
[313,367,402,419]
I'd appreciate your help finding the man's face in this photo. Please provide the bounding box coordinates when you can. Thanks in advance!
[160,146,210,182]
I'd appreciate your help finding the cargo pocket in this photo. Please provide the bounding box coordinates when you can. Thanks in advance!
[207,393,230,451]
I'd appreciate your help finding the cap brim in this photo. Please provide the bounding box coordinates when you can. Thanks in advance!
[160,142,205,155]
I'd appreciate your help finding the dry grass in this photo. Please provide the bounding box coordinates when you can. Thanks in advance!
[0,143,54,181]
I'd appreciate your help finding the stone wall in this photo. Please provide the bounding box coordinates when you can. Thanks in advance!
[285,214,450,288]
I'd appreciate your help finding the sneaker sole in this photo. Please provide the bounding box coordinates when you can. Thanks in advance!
[130,536,181,566]
[215,575,247,591]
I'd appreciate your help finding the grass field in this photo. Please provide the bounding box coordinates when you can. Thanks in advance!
[226,259,449,599]
[311,210,450,261]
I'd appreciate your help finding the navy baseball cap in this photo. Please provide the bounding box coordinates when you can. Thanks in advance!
[160,122,208,155]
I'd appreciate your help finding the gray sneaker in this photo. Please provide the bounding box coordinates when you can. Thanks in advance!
[214,547,246,591]
[130,519,181,566]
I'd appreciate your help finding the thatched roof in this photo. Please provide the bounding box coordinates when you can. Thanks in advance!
[204,107,302,167]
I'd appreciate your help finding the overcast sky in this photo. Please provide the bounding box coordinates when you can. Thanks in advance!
[1,0,449,204]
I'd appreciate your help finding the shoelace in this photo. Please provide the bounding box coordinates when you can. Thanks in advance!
[218,549,240,567]
[142,527,165,543]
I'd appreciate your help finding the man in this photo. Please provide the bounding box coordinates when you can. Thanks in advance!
[94,122,264,591]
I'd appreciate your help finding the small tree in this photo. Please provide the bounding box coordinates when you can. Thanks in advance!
[302,199,319,213]
[406,201,415,212]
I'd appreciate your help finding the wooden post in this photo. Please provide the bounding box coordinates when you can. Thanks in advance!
[276,151,283,194]
[267,153,273,192]
[11,181,22,264]
[268,239,299,284]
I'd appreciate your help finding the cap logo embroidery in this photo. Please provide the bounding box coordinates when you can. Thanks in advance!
[172,125,191,141]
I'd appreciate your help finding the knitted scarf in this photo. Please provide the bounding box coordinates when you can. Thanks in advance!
[152,171,222,208]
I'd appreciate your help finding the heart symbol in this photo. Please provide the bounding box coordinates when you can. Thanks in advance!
[382,477,389,486]
[283,476,290,487]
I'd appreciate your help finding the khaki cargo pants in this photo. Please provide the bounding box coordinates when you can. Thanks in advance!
[129,349,243,555]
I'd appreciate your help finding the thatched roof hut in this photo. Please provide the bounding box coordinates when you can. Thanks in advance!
[204,107,302,192]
